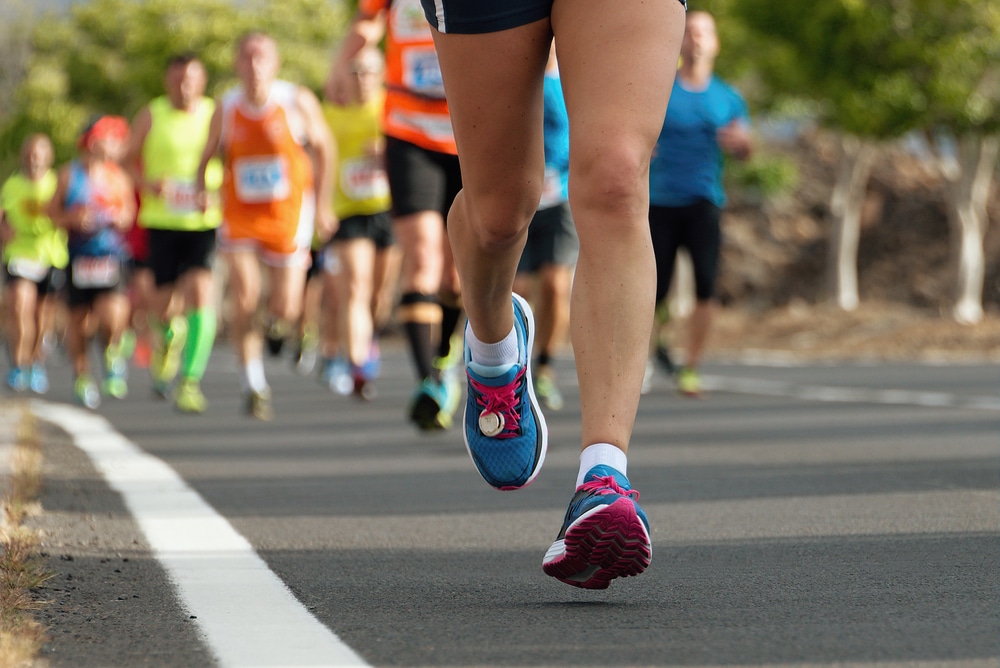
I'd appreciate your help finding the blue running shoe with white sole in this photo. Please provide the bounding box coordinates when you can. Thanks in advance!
[542,465,652,589]
[463,293,547,490]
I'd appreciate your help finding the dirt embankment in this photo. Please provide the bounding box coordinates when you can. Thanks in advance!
[681,130,1000,362]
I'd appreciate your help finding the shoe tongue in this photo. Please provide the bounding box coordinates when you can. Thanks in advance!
[468,360,517,380]
[584,464,630,489]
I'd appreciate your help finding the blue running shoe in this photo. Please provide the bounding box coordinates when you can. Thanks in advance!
[463,293,547,490]
[542,465,652,589]
[29,364,49,394]
[321,357,353,396]
[7,367,29,393]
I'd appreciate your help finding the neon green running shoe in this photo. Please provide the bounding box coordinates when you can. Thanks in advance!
[151,316,188,396]
[103,342,129,400]
[432,333,464,420]
[175,378,207,414]
[533,368,565,411]
[676,367,703,397]
[74,374,101,409]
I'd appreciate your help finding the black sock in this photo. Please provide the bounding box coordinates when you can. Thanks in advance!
[438,303,462,359]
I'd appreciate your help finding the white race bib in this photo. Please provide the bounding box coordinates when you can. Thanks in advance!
[233,156,290,203]
[341,158,390,201]
[72,256,120,289]
[163,179,200,214]
[402,47,445,98]
[7,258,48,282]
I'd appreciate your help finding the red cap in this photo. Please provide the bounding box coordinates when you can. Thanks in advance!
[78,115,130,151]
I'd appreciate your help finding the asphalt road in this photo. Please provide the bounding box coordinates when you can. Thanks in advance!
[18,339,1000,667]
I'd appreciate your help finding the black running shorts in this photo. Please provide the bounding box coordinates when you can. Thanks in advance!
[648,199,721,303]
[420,0,686,34]
[385,137,462,219]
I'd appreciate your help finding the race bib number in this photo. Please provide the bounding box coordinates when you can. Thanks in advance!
[163,179,199,214]
[233,157,290,203]
[7,258,48,282]
[389,0,433,41]
[402,47,445,98]
[387,109,455,144]
[341,158,389,201]
[72,256,119,289]
[538,167,565,210]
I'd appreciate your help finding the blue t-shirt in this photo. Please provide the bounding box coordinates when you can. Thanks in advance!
[649,75,749,208]
[538,71,570,210]
[64,161,127,259]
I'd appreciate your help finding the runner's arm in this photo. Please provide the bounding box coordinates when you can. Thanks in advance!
[125,106,158,194]
[298,86,338,241]
[325,8,386,105]
[195,104,224,211]
[45,167,86,231]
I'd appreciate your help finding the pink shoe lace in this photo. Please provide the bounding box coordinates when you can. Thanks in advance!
[470,367,526,438]
[578,476,640,501]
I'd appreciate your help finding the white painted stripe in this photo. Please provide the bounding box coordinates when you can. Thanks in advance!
[32,401,369,668]
[701,375,998,411]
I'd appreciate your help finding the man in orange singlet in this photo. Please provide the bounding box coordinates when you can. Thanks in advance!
[197,32,336,420]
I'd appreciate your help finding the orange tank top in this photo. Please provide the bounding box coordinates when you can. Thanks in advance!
[360,0,457,155]
[220,81,314,234]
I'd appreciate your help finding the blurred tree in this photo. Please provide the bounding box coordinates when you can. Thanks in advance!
[733,0,1000,320]
[0,0,35,122]
[0,0,351,174]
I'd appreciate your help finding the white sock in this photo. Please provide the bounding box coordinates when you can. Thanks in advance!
[465,321,518,368]
[242,358,268,393]
[577,443,628,487]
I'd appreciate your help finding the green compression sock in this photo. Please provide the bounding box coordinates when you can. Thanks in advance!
[181,308,217,381]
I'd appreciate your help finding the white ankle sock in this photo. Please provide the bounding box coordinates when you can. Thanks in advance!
[465,321,518,368]
[577,443,628,487]
[242,358,268,393]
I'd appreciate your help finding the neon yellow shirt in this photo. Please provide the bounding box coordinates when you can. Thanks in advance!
[0,170,68,269]
[138,96,222,231]
[323,92,392,220]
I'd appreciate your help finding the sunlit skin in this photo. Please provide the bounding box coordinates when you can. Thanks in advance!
[22,135,54,182]
[167,60,208,112]
[235,34,281,108]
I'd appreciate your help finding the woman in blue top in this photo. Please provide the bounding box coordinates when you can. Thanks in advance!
[47,116,135,408]
[648,10,753,397]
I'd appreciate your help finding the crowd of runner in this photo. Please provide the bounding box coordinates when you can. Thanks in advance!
[2,8,752,590]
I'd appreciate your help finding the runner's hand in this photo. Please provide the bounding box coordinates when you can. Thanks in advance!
[315,204,338,243]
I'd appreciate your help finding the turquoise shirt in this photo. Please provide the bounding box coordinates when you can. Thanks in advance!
[649,75,749,208]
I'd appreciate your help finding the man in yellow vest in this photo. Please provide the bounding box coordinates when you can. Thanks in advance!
[320,47,397,400]
[0,133,66,394]
[126,53,223,413]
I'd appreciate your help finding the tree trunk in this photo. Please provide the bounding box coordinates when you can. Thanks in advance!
[944,134,999,325]
[827,136,877,311]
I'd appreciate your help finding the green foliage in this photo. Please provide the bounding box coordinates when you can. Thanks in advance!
[0,0,352,176]
[731,0,1000,139]
[726,152,799,200]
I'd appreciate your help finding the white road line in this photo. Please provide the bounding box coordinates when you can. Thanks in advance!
[32,401,369,668]
[701,375,998,411]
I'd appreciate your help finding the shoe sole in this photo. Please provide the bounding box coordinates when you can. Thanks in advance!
[463,293,548,490]
[542,498,652,589]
